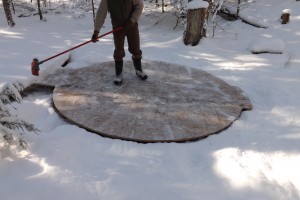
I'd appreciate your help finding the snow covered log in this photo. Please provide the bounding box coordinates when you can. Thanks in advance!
[248,37,285,54]
[222,4,268,28]
[184,0,209,46]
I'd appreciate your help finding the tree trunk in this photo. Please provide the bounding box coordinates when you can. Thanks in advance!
[2,0,15,27]
[37,0,43,20]
[92,0,95,21]
[236,0,241,17]
[10,0,15,14]
[184,7,207,46]
[155,0,165,13]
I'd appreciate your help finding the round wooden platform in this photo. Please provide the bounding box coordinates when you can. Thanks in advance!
[34,60,252,142]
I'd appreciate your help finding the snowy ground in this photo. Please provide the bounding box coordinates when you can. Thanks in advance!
[1,0,300,199]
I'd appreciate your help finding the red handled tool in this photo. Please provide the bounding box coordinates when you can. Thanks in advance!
[31,26,123,76]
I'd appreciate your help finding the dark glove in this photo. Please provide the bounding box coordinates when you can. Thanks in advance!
[91,30,99,43]
[123,20,134,30]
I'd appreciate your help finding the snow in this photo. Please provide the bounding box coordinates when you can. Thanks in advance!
[248,37,285,54]
[1,0,300,199]
[239,14,269,28]
[222,3,269,28]
[283,9,292,14]
[187,0,208,10]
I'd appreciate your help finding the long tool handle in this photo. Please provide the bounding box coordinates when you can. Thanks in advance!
[39,26,123,64]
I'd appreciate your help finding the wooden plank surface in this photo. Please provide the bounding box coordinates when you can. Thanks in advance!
[33,60,252,142]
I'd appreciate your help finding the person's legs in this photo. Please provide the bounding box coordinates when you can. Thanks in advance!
[126,22,142,60]
[113,30,126,61]
[113,30,126,85]
[126,23,147,80]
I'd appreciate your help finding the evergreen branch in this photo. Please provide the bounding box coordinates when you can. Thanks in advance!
[0,81,24,104]
[0,81,40,153]
[0,117,40,134]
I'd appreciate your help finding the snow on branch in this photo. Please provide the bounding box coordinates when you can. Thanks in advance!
[0,81,24,104]
[0,124,28,150]
[0,81,40,155]
[211,0,225,22]
[1,116,40,134]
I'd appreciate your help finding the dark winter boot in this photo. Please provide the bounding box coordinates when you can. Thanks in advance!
[114,60,123,85]
[133,59,148,80]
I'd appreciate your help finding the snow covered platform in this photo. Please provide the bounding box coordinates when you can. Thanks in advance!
[33,61,252,143]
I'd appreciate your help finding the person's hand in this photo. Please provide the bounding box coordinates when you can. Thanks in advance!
[123,20,134,30]
[91,30,99,43]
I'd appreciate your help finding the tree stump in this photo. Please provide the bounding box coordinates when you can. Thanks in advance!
[281,9,291,24]
[184,7,207,46]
